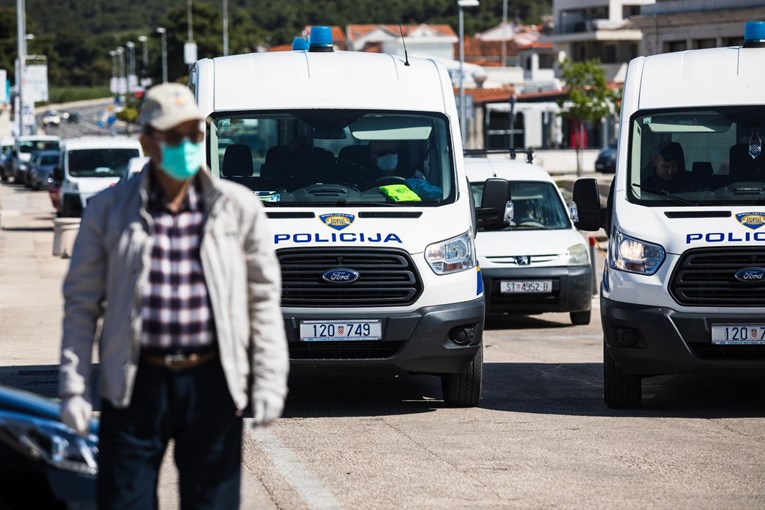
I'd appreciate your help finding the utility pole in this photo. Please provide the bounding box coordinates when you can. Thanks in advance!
[16,0,27,136]
[223,0,229,56]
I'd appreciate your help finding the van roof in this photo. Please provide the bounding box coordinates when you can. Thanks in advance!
[61,136,142,150]
[634,45,765,109]
[463,157,554,184]
[199,51,450,113]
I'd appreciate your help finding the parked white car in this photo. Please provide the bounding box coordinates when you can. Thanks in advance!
[57,137,143,217]
[465,153,593,325]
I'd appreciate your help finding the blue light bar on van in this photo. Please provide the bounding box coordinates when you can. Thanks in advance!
[309,26,334,52]
[292,37,309,51]
[743,21,765,48]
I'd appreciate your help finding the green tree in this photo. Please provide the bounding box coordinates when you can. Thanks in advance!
[557,58,617,176]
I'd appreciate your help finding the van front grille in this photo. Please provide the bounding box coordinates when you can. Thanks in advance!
[277,248,423,307]
[669,247,765,306]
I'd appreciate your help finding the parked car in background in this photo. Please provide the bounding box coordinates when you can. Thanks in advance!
[57,137,142,217]
[65,112,81,124]
[27,150,60,191]
[0,138,14,182]
[465,152,592,325]
[595,143,617,173]
[41,110,61,128]
[0,385,97,509]
[13,135,61,184]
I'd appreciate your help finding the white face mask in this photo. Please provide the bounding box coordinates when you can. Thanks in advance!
[376,154,398,173]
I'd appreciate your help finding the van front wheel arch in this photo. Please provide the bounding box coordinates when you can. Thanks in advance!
[441,345,483,408]
[604,342,642,408]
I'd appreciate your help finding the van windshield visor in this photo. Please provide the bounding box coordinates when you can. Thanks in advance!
[628,106,765,206]
[208,110,455,206]
[68,149,139,178]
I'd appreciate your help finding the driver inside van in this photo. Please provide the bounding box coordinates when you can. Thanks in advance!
[365,140,442,199]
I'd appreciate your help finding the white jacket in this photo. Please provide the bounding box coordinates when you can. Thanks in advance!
[59,167,289,409]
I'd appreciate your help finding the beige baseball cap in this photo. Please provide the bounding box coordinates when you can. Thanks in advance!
[137,83,202,131]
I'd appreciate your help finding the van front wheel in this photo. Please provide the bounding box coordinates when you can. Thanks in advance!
[441,345,483,408]
[603,342,641,408]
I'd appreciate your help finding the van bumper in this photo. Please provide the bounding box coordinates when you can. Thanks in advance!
[481,265,592,316]
[602,297,765,375]
[283,298,484,375]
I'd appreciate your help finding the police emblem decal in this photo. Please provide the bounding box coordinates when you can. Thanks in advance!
[736,212,765,230]
[319,213,355,231]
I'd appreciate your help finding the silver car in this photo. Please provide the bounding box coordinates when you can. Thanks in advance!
[27,150,61,191]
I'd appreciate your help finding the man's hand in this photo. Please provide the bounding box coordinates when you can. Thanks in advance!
[251,389,285,427]
[61,395,92,437]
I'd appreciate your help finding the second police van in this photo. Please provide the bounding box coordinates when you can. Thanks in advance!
[189,27,511,406]
[574,21,765,408]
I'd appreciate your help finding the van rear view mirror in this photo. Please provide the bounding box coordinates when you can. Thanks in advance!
[476,178,511,231]
[572,178,605,231]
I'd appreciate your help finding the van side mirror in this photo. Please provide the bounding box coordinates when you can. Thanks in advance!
[572,178,605,231]
[476,178,512,231]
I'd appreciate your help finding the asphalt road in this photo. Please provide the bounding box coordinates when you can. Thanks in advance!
[1,178,764,509]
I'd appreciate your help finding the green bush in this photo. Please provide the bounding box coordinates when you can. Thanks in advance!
[46,87,112,104]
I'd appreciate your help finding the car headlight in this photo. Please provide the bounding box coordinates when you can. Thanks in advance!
[0,411,98,475]
[565,243,589,266]
[425,231,476,274]
[70,181,79,191]
[608,228,665,275]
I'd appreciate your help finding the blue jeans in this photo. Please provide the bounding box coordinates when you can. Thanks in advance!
[98,358,243,510]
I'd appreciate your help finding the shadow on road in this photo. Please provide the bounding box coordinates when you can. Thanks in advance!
[4,361,763,421]
[485,314,573,330]
[482,361,765,419]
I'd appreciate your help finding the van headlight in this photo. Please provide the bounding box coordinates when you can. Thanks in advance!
[425,231,476,274]
[565,243,589,266]
[608,228,665,275]
[0,412,98,475]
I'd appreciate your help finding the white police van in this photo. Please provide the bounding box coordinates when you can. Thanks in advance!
[574,21,765,408]
[189,27,511,406]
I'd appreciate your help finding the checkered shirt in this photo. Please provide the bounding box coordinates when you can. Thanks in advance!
[140,180,216,350]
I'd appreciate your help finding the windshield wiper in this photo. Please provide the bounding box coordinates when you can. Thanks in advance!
[631,183,698,206]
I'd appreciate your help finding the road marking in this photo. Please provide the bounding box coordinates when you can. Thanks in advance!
[246,424,342,510]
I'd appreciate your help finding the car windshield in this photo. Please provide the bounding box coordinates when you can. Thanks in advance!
[628,106,765,206]
[19,140,59,153]
[208,110,455,206]
[37,154,59,165]
[471,180,571,230]
[68,148,138,178]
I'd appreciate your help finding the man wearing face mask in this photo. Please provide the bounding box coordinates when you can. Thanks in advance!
[361,140,442,200]
[58,83,289,509]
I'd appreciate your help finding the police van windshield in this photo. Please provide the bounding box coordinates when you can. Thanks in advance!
[208,110,454,206]
[628,106,765,206]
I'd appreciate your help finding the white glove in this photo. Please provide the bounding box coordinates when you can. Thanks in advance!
[251,390,284,427]
[61,395,92,437]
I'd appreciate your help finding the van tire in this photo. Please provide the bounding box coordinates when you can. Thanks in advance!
[570,310,591,325]
[603,342,641,408]
[441,345,483,408]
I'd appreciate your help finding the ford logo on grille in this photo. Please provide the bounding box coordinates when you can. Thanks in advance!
[734,267,765,282]
[322,268,360,284]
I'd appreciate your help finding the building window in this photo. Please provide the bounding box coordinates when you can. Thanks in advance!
[603,45,616,63]
[723,36,743,47]
[666,40,687,53]
[693,38,716,49]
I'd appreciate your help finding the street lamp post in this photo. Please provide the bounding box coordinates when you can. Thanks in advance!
[156,27,167,83]
[16,0,27,136]
[458,0,479,146]
[138,35,148,70]
[223,0,229,56]
[126,41,135,92]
